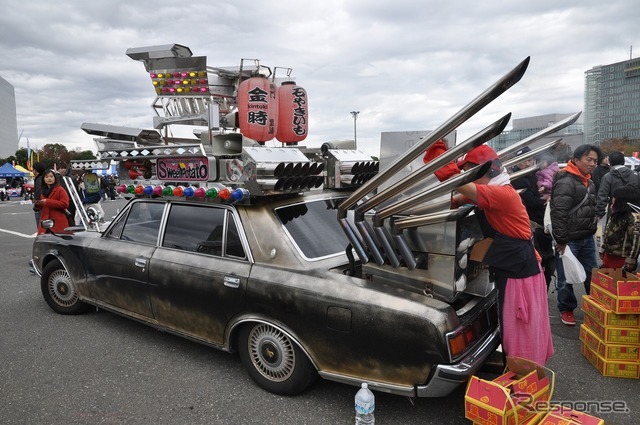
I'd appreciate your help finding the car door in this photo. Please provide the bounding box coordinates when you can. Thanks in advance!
[87,200,165,318]
[147,203,251,346]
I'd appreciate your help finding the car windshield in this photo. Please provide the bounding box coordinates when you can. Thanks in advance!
[275,197,350,260]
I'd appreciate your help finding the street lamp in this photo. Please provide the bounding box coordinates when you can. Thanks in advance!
[350,111,360,148]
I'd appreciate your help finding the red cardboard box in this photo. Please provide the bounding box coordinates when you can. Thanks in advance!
[581,341,640,379]
[580,324,640,361]
[590,284,640,314]
[539,405,604,425]
[581,294,640,327]
[583,312,640,344]
[592,268,640,296]
[465,357,553,425]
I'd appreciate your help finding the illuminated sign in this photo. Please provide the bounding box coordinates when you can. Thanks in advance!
[156,157,209,181]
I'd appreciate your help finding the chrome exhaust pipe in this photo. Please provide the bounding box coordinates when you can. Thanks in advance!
[355,113,511,215]
[339,57,529,214]
[497,112,581,158]
[374,161,492,223]
[501,138,563,170]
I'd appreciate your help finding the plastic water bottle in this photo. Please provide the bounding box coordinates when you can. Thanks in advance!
[354,382,375,424]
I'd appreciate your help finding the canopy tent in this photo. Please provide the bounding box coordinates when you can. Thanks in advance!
[13,164,33,177]
[0,163,29,178]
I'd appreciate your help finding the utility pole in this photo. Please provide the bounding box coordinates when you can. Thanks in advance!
[350,111,360,149]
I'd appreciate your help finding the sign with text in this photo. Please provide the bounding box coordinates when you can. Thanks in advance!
[156,157,209,181]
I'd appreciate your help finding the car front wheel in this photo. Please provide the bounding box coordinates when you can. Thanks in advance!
[238,323,317,395]
[40,259,89,315]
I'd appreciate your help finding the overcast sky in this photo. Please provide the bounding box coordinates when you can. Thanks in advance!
[1,0,638,157]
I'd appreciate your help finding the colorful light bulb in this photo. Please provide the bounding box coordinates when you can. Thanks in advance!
[153,185,164,196]
[116,184,127,193]
[126,184,136,194]
[231,188,250,201]
[173,186,184,197]
[134,185,145,195]
[163,185,174,196]
[194,187,206,198]
[183,186,195,197]
[143,185,154,195]
[205,188,218,199]
[218,187,231,201]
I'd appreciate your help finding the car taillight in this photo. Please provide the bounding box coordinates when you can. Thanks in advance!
[447,303,495,360]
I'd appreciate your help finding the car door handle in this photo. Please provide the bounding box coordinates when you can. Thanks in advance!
[224,276,240,288]
[135,257,147,268]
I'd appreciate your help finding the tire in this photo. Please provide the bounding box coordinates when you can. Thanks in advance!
[238,323,317,395]
[40,259,90,315]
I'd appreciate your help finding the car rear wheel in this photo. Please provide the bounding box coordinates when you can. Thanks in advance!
[238,323,317,395]
[40,259,90,315]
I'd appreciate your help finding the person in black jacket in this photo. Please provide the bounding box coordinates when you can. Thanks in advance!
[32,162,46,228]
[595,151,640,220]
[511,147,555,290]
[550,144,602,326]
[591,154,609,193]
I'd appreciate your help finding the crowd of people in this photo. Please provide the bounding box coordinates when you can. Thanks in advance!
[425,141,640,366]
[30,161,120,233]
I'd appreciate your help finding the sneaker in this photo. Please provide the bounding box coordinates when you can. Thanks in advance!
[560,311,576,326]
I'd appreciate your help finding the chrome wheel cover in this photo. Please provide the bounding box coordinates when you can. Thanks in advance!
[48,269,78,307]
[248,324,295,382]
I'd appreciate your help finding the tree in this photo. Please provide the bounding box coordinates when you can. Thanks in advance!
[15,148,28,167]
[39,144,70,169]
[600,138,631,155]
[69,149,98,161]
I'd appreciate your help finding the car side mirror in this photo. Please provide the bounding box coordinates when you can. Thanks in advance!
[40,219,73,240]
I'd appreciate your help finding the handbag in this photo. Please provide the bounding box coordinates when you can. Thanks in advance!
[559,245,586,284]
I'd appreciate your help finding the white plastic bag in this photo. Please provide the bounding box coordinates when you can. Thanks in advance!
[560,246,586,284]
[543,202,552,234]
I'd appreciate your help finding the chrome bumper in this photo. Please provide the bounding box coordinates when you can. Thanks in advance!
[416,326,501,397]
[29,259,42,277]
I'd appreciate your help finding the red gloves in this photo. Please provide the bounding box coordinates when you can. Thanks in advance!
[423,139,460,181]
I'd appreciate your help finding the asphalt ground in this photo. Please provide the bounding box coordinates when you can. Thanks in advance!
[0,197,637,424]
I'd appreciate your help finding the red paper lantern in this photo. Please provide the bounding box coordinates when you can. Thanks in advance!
[237,76,278,144]
[276,81,308,144]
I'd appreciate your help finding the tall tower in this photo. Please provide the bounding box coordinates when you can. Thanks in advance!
[0,76,19,158]
[584,57,640,146]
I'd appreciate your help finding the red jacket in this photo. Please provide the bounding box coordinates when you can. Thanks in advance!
[38,185,70,235]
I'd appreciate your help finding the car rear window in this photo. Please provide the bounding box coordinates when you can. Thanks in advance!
[275,198,349,260]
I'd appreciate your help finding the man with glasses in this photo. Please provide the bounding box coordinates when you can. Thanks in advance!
[550,144,602,326]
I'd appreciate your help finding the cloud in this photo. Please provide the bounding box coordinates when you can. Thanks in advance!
[0,0,637,157]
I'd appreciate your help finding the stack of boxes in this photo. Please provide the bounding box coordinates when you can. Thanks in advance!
[465,357,552,425]
[579,268,640,379]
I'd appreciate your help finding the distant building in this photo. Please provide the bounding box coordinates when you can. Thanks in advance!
[488,113,584,154]
[0,76,19,158]
[584,57,640,146]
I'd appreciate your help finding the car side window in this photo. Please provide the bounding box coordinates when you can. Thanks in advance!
[118,202,165,245]
[162,204,246,259]
[225,213,245,258]
[163,204,225,254]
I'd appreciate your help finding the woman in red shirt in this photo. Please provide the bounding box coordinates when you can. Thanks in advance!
[36,169,70,235]
[454,145,554,365]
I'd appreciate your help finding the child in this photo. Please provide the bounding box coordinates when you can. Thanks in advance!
[599,185,640,271]
[536,152,559,201]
